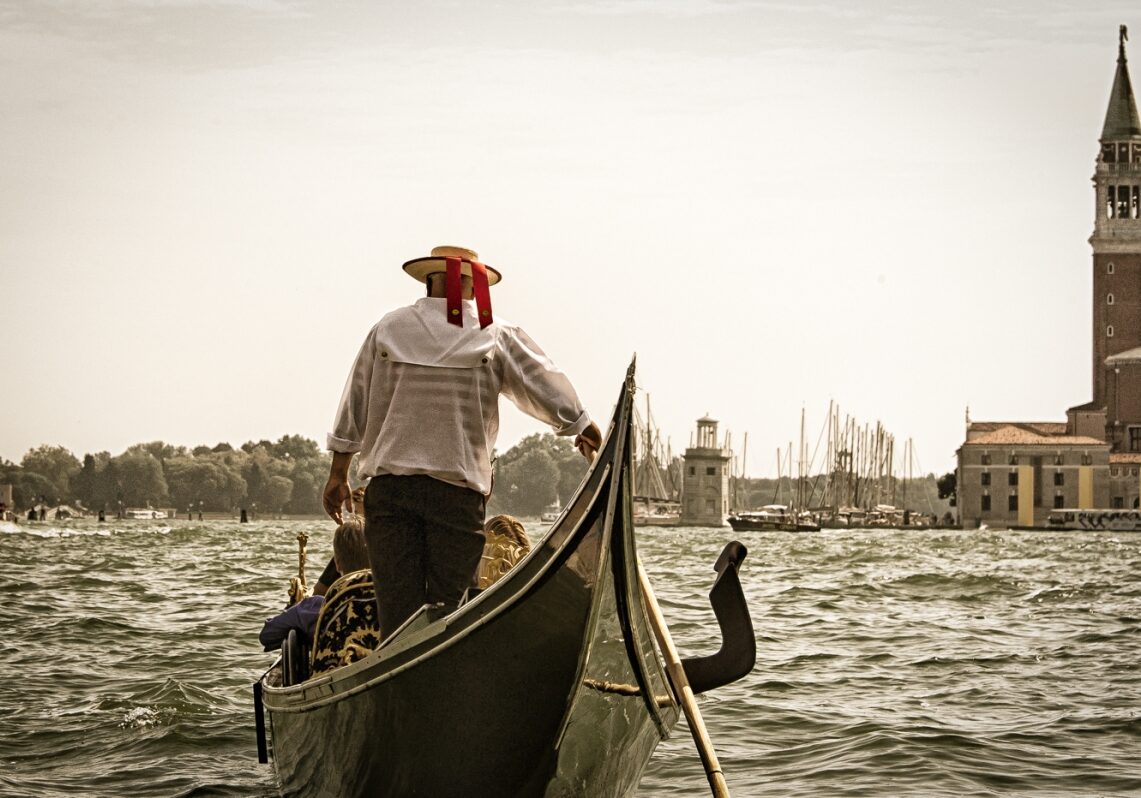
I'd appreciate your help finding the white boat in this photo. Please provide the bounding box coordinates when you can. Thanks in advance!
[125,508,167,520]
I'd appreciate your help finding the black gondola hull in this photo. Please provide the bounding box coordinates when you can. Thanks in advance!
[261,366,680,797]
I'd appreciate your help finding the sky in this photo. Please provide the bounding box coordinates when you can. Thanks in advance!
[0,0,1135,478]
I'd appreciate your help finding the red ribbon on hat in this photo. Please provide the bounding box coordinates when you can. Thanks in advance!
[444,256,494,329]
[472,261,493,329]
[446,257,463,326]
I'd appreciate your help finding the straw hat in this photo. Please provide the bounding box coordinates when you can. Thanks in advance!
[402,245,502,285]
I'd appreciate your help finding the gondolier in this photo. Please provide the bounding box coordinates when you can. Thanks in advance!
[323,245,602,639]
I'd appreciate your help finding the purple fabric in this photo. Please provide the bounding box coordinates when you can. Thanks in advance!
[259,595,324,652]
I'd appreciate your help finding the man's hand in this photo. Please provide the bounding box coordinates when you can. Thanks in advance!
[323,475,351,523]
[574,422,603,461]
[323,452,355,523]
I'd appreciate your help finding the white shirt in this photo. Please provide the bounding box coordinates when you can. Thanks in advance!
[328,297,591,495]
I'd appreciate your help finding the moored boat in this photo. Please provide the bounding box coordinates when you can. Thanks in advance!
[254,362,755,797]
[727,505,819,532]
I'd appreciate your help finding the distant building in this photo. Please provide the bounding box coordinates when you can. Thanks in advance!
[957,29,1141,526]
[680,416,730,527]
[957,422,1109,528]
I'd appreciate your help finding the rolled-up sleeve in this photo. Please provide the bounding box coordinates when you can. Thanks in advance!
[327,328,378,453]
[499,327,591,437]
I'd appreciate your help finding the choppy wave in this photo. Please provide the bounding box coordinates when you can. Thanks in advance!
[2,521,1140,796]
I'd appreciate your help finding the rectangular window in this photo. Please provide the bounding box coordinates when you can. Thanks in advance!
[981,453,991,465]
[1054,471,1064,486]
[1008,471,1018,486]
[1082,453,1093,465]
[981,472,991,486]
[1009,454,1019,465]
[1054,453,1064,465]
[1119,185,1131,219]
[1129,427,1141,453]
[1008,494,1018,512]
[1053,494,1064,509]
[1113,496,1125,509]
[705,466,716,476]
[688,467,695,476]
[981,495,991,512]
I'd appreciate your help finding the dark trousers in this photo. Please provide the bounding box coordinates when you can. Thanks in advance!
[363,474,486,639]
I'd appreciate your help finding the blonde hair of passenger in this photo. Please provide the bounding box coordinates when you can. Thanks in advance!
[484,514,530,551]
[333,516,370,573]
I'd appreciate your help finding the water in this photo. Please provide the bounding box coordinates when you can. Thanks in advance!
[2,520,1140,797]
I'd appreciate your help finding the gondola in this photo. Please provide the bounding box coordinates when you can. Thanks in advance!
[254,362,755,797]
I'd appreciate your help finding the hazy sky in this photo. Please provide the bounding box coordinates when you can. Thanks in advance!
[1,1,1135,477]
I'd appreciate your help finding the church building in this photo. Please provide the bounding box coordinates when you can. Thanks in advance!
[958,28,1141,527]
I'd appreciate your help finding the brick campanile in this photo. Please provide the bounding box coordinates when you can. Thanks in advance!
[1091,26,1141,414]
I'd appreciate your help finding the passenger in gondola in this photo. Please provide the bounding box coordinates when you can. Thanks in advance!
[312,485,367,597]
[259,516,370,652]
[322,245,602,641]
[478,514,531,590]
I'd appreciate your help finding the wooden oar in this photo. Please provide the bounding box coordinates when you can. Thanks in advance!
[637,558,731,797]
[579,438,729,795]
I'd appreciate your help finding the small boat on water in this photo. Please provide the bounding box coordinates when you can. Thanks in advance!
[539,499,561,523]
[727,504,819,532]
[254,362,756,797]
[124,508,167,520]
[632,496,682,527]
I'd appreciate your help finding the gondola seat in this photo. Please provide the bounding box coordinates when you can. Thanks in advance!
[309,569,381,677]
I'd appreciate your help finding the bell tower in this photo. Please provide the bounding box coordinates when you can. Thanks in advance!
[1091,25,1141,415]
[1091,26,1141,454]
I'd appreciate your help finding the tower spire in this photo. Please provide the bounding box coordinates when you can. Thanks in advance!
[1102,24,1141,141]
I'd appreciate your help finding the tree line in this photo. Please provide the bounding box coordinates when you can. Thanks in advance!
[2,433,589,518]
[1,436,332,515]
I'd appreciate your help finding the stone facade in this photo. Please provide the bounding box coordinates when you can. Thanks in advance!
[680,416,729,527]
[957,425,1110,528]
[1108,453,1141,509]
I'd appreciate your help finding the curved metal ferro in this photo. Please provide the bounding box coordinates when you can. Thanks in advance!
[681,541,756,695]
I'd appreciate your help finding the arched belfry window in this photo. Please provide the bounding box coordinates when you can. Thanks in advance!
[1108,186,1141,219]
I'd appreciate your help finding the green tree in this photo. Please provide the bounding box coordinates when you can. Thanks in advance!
[260,475,294,514]
[936,471,957,507]
[20,445,81,500]
[165,457,247,512]
[71,452,111,508]
[126,441,186,463]
[497,448,558,516]
[272,434,321,461]
[286,456,331,514]
[114,452,169,507]
[7,470,58,510]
